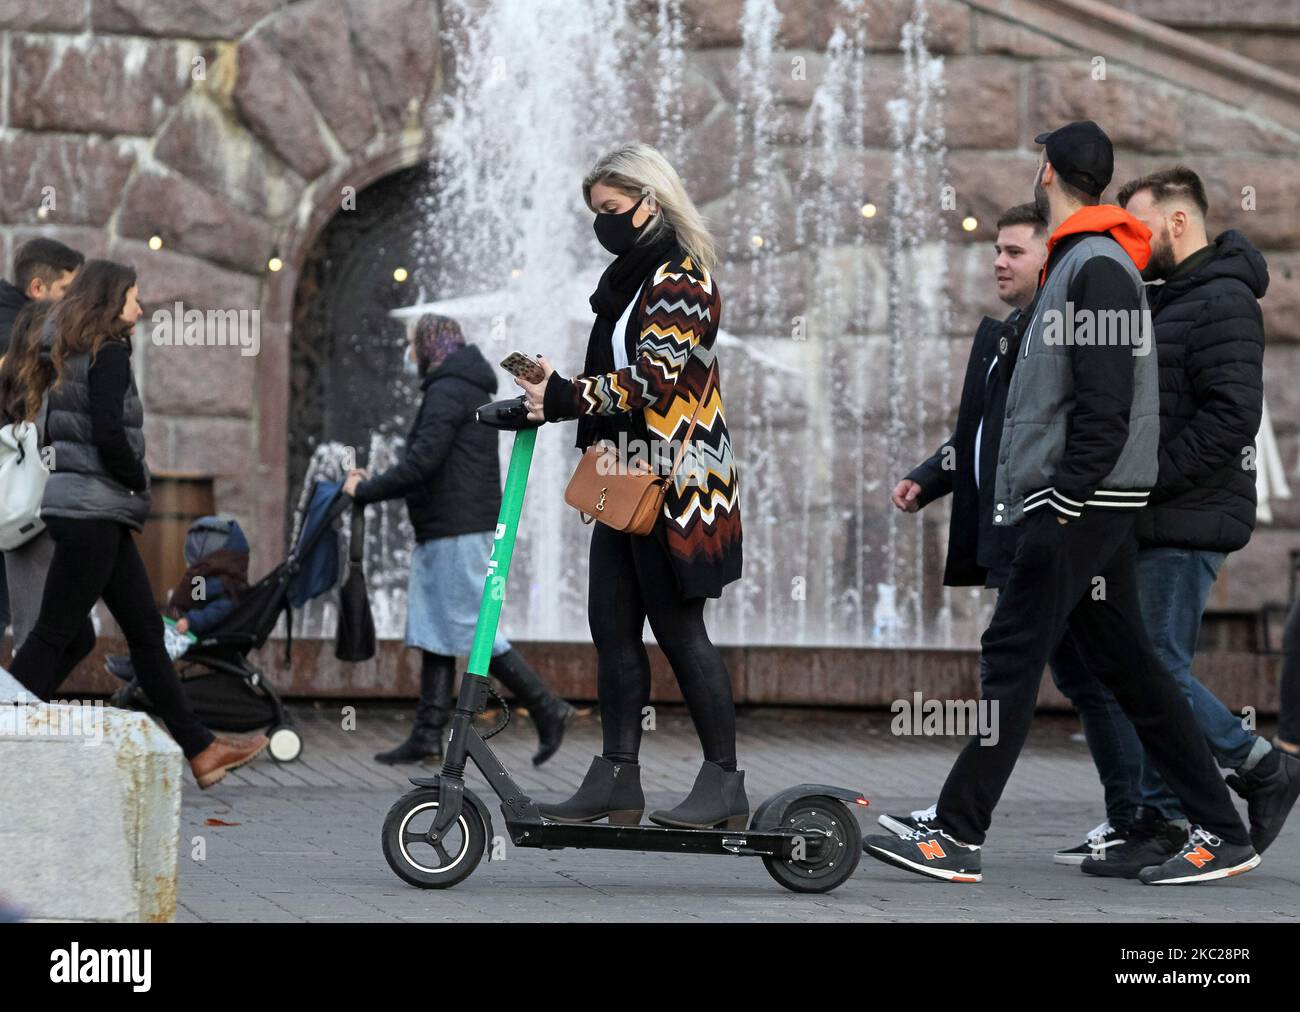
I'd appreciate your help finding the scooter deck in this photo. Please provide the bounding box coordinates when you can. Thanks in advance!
[506,820,826,859]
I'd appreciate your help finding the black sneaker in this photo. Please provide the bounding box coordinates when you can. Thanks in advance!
[1053,820,1127,865]
[878,802,937,837]
[862,826,982,883]
[1138,827,1259,885]
[1225,749,1300,854]
[1081,815,1187,879]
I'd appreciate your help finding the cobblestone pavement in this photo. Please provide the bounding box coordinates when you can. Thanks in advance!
[177,704,1300,922]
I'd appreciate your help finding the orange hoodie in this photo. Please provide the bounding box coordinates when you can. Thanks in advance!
[1041,204,1152,287]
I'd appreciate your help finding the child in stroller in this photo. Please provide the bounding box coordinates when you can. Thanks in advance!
[108,484,352,763]
[106,517,251,679]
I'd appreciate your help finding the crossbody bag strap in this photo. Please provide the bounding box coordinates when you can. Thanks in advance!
[662,367,716,488]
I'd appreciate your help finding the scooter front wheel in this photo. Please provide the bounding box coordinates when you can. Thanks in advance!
[758,795,862,894]
[382,788,486,889]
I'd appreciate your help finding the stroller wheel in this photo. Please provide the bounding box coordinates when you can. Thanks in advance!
[267,725,303,763]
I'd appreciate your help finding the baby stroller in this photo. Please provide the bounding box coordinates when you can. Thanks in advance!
[108,481,354,763]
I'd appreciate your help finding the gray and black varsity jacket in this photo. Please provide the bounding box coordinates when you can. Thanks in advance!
[993,213,1158,527]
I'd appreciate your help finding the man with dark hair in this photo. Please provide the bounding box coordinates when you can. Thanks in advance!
[881,201,1146,863]
[0,237,84,357]
[864,121,1261,886]
[0,236,83,638]
[1075,166,1299,877]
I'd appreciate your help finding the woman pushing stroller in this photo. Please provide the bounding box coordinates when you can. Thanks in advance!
[344,314,573,767]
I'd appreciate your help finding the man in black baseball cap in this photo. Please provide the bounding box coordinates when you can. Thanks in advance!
[1033,119,1114,199]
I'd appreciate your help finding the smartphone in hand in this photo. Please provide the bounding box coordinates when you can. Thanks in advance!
[500,351,546,384]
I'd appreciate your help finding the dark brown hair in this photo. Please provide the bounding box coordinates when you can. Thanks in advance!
[1117,166,1209,216]
[0,300,55,425]
[49,259,138,385]
[13,238,84,296]
[996,202,1048,236]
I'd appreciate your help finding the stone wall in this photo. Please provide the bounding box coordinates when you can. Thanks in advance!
[0,0,1297,659]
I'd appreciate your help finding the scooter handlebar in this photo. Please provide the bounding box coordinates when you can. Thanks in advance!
[477,394,545,432]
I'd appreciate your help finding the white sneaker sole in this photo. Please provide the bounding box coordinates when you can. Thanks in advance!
[1054,842,1124,866]
[1141,854,1261,885]
[864,842,982,883]
[878,814,917,837]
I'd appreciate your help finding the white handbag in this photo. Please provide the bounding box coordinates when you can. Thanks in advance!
[0,420,49,550]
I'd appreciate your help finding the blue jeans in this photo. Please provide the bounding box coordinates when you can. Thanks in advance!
[1134,547,1262,821]
[1050,631,1143,829]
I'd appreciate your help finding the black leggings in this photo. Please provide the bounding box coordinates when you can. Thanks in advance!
[588,522,736,769]
[10,516,215,759]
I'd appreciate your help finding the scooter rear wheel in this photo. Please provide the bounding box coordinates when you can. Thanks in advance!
[759,796,862,893]
[382,788,486,889]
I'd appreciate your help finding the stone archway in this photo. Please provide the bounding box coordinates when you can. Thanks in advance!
[284,163,436,528]
[249,142,435,571]
[106,0,448,575]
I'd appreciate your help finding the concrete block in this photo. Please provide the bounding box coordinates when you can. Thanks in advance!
[0,668,183,922]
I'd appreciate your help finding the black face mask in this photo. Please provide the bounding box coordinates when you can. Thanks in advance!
[593,193,648,255]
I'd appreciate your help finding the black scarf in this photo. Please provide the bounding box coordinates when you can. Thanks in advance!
[574,230,681,450]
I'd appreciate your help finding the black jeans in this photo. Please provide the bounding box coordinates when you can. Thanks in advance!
[588,522,736,768]
[10,516,214,759]
[936,509,1248,846]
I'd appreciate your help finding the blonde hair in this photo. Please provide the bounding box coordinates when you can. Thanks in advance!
[582,143,718,274]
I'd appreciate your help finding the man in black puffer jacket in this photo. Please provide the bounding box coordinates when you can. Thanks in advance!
[1078,167,1300,879]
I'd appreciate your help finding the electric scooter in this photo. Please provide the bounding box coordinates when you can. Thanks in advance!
[380,395,869,893]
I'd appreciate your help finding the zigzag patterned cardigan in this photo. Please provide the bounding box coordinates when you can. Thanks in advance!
[544,254,743,599]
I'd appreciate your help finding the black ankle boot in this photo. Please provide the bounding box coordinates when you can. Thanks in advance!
[375,653,454,765]
[488,648,575,766]
[538,756,644,825]
[648,761,749,829]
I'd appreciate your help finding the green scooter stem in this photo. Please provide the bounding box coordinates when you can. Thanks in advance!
[467,426,535,677]
[432,418,536,838]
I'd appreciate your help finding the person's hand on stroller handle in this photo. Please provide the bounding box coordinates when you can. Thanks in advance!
[343,468,368,497]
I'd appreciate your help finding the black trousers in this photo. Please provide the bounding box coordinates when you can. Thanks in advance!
[10,516,214,759]
[936,509,1248,846]
[588,521,736,767]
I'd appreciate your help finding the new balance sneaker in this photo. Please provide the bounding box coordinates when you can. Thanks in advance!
[1225,749,1300,854]
[1080,814,1187,879]
[862,826,982,883]
[1138,827,1259,885]
[878,802,938,838]
[1053,820,1127,865]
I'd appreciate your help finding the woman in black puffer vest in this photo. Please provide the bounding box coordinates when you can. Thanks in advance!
[8,261,265,789]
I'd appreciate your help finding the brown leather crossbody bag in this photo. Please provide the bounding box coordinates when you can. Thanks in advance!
[564,370,714,536]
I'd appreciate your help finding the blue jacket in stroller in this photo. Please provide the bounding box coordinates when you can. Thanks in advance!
[174,516,251,635]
